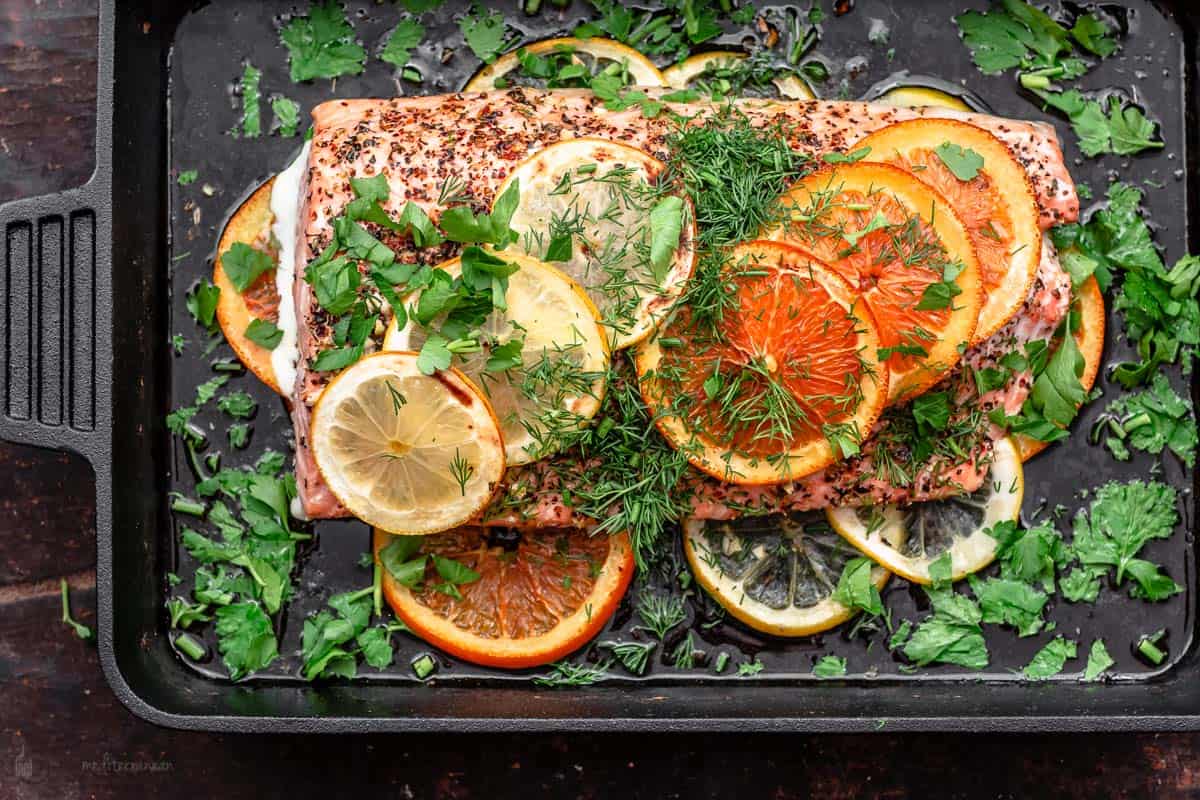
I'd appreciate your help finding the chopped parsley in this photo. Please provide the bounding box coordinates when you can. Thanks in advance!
[186,281,220,332]
[902,588,989,670]
[831,557,884,618]
[271,96,300,137]
[177,169,198,186]
[280,1,366,82]
[812,655,847,678]
[1083,639,1115,681]
[221,243,274,293]
[244,318,283,350]
[217,391,257,420]
[955,0,1106,81]
[1030,89,1162,158]
[380,18,425,68]
[736,657,765,677]
[238,63,261,138]
[215,603,278,680]
[1071,480,1182,602]
[933,142,984,181]
[1022,636,1077,680]
[1100,372,1197,466]
[968,575,1047,637]
[458,5,516,65]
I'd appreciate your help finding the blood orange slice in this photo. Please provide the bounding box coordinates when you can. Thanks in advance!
[768,162,982,404]
[1015,274,1105,461]
[375,525,634,668]
[634,240,887,485]
[857,119,1041,344]
[214,179,285,394]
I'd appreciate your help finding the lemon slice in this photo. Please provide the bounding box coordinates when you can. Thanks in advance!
[684,511,889,636]
[662,51,815,100]
[384,253,609,465]
[826,436,1023,583]
[873,85,973,112]
[498,138,696,349]
[464,37,665,92]
[310,352,506,535]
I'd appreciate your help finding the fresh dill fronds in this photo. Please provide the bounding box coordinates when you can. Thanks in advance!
[531,659,611,688]
[448,448,474,496]
[599,640,656,675]
[671,631,699,669]
[635,589,687,641]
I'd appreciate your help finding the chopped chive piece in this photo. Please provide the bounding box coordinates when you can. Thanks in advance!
[175,632,208,661]
[412,653,437,679]
[60,579,93,641]
[713,651,730,674]
[212,359,245,373]
[170,494,206,516]
[1136,631,1167,665]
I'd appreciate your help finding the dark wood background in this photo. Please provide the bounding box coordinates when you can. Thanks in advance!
[2,2,1198,797]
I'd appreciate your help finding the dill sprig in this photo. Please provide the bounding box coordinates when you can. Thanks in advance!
[531,659,611,688]
[599,640,656,675]
[635,589,687,641]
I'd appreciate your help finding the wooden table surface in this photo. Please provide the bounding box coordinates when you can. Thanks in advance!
[1,2,1198,797]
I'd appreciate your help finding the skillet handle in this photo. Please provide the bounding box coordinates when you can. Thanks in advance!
[0,188,107,458]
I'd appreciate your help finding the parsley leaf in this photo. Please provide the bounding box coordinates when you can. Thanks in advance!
[177,169,198,186]
[902,589,989,670]
[812,655,847,678]
[1071,480,1181,601]
[1083,638,1115,681]
[1028,321,1086,427]
[186,281,221,332]
[218,391,257,420]
[934,142,984,181]
[221,243,275,293]
[381,19,425,68]
[1022,636,1076,680]
[271,96,300,137]
[1102,371,1197,466]
[986,520,1068,592]
[239,63,262,138]
[1032,90,1163,158]
[228,422,251,449]
[458,5,515,65]
[245,318,283,350]
[440,179,520,246]
[1071,13,1117,58]
[416,333,453,374]
[969,575,1047,637]
[215,602,278,680]
[280,1,366,82]
[831,557,883,617]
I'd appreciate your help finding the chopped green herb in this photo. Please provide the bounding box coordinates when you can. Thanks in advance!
[1083,639,1115,681]
[635,590,686,641]
[174,632,208,661]
[459,5,515,64]
[60,579,93,641]
[186,281,221,332]
[381,18,425,68]
[831,557,883,617]
[1071,480,1181,601]
[599,640,656,675]
[221,243,275,293]
[218,391,257,420]
[968,576,1047,637]
[1032,89,1163,158]
[1135,630,1167,665]
[239,63,261,138]
[177,169,198,186]
[902,589,989,670]
[280,0,366,82]
[244,318,284,350]
[228,423,251,449]
[934,142,984,181]
[411,652,438,679]
[812,655,847,678]
[1022,636,1077,680]
[712,651,730,674]
[215,602,278,680]
[271,96,301,137]
[1100,372,1197,466]
[532,659,609,687]
[736,657,765,677]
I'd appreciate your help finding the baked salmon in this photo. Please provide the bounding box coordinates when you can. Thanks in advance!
[289,88,1078,519]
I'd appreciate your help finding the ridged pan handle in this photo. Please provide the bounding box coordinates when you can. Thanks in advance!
[0,188,106,457]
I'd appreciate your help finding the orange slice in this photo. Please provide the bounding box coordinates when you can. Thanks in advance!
[375,526,635,668]
[768,162,982,404]
[214,179,284,394]
[1015,274,1105,461]
[634,240,887,485]
[857,119,1041,343]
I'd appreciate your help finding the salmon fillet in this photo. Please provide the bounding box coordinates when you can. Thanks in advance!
[291,88,1079,518]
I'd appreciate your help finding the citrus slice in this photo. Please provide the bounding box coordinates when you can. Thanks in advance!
[1015,274,1105,461]
[873,85,973,112]
[384,253,610,465]
[310,352,505,535]
[857,119,1041,343]
[662,51,815,99]
[464,37,665,92]
[635,240,887,485]
[683,511,889,636]
[375,525,634,668]
[214,179,284,394]
[768,162,983,403]
[826,436,1023,583]
[498,138,696,349]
